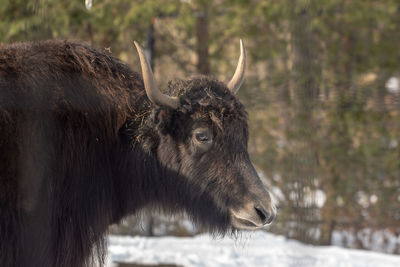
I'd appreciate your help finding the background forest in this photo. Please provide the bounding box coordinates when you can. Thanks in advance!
[1,0,400,254]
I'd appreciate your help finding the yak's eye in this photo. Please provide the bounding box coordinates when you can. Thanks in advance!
[193,128,213,148]
[195,132,210,142]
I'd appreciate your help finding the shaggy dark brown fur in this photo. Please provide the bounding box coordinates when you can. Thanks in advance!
[0,40,269,267]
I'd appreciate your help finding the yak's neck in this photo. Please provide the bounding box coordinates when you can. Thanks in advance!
[111,133,159,216]
[116,144,190,220]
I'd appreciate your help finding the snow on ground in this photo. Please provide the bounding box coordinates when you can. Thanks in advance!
[106,231,400,267]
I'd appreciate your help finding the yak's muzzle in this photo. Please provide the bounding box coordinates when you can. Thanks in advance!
[231,200,276,230]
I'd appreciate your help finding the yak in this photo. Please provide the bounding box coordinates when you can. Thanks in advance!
[0,39,276,267]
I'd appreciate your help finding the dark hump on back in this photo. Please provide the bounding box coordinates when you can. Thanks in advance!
[0,39,150,138]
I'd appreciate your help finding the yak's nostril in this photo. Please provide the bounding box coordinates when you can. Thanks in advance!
[266,211,275,224]
[254,205,270,225]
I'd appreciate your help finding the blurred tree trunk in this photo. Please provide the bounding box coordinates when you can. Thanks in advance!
[86,22,94,45]
[320,2,355,245]
[195,1,210,75]
[283,0,321,244]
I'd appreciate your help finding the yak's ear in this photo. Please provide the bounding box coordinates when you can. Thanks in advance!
[152,108,173,134]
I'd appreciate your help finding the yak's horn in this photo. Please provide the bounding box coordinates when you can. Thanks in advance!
[134,41,179,109]
[227,39,246,94]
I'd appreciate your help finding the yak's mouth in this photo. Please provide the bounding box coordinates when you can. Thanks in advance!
[230,204,276,230]
[231,215,265,230]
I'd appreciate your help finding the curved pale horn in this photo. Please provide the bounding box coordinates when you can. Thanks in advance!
[227,39,246,94]
[134,41,179,109]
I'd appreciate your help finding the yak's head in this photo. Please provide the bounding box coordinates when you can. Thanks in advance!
[133,40,276,233]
